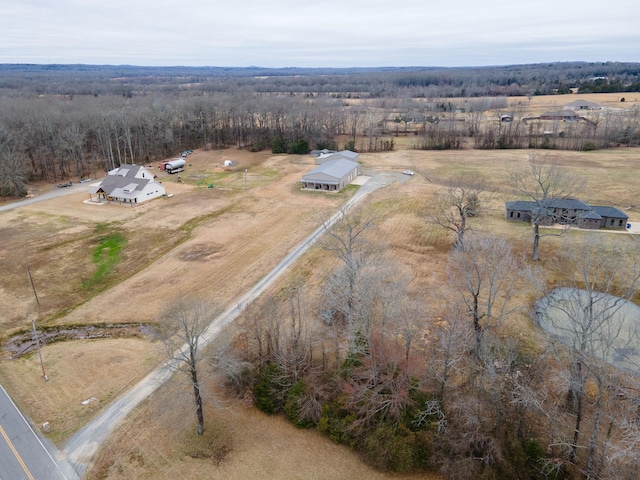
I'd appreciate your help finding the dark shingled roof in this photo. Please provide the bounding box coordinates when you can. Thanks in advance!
[592,206,628,219]
[505,199,629,224]
[506,198,592,211]
[505,200,535,211]
[582,211,603,220]
[93,175,150,196]
[112,164,143,177]
[547,198,592,210]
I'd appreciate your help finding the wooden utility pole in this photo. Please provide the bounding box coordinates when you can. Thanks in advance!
[31,318,48,381]
[27,265,47,380]
[26,265,39,306]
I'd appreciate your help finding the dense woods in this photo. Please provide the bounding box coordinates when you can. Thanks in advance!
[1,62,640,197]
[215,208,640,480]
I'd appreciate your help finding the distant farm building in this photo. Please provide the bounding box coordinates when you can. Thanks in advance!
[310,149,336,157]
[500,114,513,122]
[523,110,596,126]
[540,110,580,122]
[301,159,361,192]
[505,198,628,229]
[564,99,602,111]
[90,164,165,205]
[315,150,360,165]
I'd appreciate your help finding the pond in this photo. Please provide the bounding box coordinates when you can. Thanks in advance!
[535,288,640,375]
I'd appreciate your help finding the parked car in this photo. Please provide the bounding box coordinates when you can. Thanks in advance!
[403,170,415,176]
[181,149,193,157]
[57,182,72,188]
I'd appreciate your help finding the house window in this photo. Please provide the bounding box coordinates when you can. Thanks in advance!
[619,219,623,226]
[517,212,521,218]
[610,219,615,225]
[509,211,513,218]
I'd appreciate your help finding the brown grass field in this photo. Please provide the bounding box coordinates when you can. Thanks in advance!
[1,94,640,478]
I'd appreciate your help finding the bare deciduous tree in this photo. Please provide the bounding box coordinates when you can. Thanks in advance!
[364,104,384,152]
[0,130,28,197]
[606,399,640,480]
[343,331,417,432]
[431,176,487,249]
[537,235,640,475]
[425,303,474,404]
[321,206,376,325]
[157,298,219,435]
[449,232,523,346]
[507,153,585,260]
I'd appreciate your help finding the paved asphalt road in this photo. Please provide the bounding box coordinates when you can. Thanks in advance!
[0,181,101,214]
[0,385,75,480]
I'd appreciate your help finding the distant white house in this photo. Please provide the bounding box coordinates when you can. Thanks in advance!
[301,159,360,192]
[564,99,602,111]
[90,164,165,205]
[315,150,360,165]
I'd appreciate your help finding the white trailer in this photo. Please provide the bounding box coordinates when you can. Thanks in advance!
[165,158,186,174]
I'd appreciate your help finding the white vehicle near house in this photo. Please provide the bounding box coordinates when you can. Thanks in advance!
[403,170,415,176]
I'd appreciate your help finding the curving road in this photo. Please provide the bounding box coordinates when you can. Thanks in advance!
[62,173,397,476]
[0,181,102,214]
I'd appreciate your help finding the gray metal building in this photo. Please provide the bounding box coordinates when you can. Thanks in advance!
[301,159,360,192]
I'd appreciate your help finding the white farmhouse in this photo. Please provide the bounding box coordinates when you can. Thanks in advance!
[90,164,165,205]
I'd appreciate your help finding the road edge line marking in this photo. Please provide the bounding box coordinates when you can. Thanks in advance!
[0,424,35,480]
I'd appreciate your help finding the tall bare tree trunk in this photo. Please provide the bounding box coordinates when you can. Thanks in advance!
[570,361,583,465]
[191,350,205,435]
[532,222,540,261]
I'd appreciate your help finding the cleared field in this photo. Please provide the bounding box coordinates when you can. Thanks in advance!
[521,92,640,113]
[0,338,164,443]
[1,143,639,478]
[0,149,342,332]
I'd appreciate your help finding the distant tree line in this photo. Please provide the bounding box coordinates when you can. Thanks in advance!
[2,61,639,98]
[1,61,640,197]
[0,93,355,191]
[577,77,640,94]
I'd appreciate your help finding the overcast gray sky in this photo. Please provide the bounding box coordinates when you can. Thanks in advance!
[1,0,638,67]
